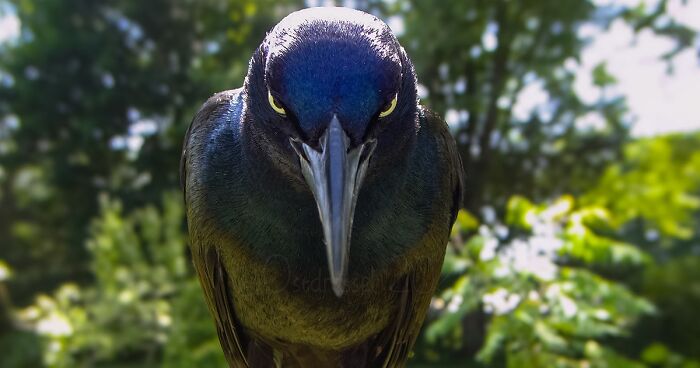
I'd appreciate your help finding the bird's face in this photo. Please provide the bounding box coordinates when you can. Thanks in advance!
[243,8,418,296]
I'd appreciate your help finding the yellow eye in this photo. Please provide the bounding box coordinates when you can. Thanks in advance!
[268,90,286,115]
[379,94,398,118]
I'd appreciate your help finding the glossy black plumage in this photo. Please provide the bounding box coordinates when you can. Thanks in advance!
[181,7,463,368]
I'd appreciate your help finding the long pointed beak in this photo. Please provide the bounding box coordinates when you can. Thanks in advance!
[290,115,376,297]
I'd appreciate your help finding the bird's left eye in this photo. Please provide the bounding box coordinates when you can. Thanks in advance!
[379,94,398,118]
[268,91,286,115]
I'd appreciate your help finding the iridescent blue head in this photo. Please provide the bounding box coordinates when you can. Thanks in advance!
[242,7,418,296]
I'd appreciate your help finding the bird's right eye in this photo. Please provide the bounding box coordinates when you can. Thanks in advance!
[379,94,398,118]
[268,91,287,115]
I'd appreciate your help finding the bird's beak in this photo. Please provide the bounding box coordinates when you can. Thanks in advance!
[290,115,376,297]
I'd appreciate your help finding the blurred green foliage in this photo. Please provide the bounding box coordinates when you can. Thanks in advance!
[0,0,698,367]
[11,193,225,367]
[415,133,700,366]
[584,133,700,239]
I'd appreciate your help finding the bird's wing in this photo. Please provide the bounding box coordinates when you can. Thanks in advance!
[369,108,464,367]
[180,91,223,196]
[367,274,419,368]
[195,247,251,368]
[181,90,252,368]
[427,107,464,225]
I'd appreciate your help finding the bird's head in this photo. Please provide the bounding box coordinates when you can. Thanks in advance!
[242,7,418,297]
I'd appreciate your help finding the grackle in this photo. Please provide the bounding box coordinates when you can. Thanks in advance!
[181,7,463,367]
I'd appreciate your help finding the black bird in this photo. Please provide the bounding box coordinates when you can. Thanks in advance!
[181,7,463,367]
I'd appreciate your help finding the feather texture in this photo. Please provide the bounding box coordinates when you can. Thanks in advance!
[181,8,463,367]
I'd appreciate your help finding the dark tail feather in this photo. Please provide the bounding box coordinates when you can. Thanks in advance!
[247,341,277,368]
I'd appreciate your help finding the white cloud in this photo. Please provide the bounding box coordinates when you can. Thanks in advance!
[0,12,20,44]
[667,0,700,31]
[591,0,643,7]
[576,111,607,131]
[482,22,498,52]
[386,15,405,36]
[513,80,549,121]
[445,109,460,127]
[575,12,700,137]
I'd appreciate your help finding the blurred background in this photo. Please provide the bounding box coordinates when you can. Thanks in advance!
[0,0,699,367]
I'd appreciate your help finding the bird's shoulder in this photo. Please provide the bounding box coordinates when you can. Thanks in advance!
[417,105,464,225]
[180,88,244,195]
